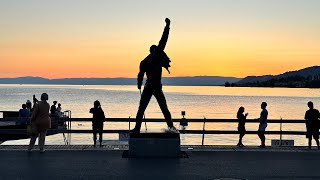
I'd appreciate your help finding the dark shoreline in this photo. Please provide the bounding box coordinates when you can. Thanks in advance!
[0,76,241,86]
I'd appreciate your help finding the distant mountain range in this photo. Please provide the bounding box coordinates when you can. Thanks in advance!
[0,76,241,86]
[2,66,319,87]
[235,66,320,88]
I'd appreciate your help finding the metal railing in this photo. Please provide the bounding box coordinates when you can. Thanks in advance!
[0,117,308,145]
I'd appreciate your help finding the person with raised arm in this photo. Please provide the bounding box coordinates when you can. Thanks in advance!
[237,106,248,147]
[131,18,177,133]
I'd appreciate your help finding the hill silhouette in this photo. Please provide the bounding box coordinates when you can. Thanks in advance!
[235,66,320,88]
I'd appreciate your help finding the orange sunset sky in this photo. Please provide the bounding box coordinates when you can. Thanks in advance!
[1,0,319,79]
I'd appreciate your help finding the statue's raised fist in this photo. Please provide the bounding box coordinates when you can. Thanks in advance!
[165,18,170,25]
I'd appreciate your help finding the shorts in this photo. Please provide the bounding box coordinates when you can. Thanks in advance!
[306,127,319,139]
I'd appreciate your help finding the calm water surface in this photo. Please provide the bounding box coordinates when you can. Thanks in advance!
[1,84,319,146]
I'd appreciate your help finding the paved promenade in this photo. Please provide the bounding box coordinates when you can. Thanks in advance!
[0,145,320,180]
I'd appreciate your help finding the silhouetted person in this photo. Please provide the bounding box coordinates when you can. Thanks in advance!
[56,103,62,117]
[237,106,248,147]
[28,93,51,153]
[50,101,57,116]
[257,102,268,148]
[90,100,105,147]
[18,104,30,125]
[33,94,39,104]
[131,18,177,133]
[26,100,32,112]
[305,101,320,149]
[32,94,39,112]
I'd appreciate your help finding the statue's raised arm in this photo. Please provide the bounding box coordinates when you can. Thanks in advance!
[157,18,171,51]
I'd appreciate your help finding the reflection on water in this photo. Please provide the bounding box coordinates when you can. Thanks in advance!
[0,85,319,146]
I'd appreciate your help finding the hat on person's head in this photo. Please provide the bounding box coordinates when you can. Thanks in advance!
[53,101,57,104]
[26,100,31,104]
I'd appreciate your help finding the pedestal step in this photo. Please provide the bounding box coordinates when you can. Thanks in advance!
[128,132,181,158]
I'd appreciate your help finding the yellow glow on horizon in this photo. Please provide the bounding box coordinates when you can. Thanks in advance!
[1,23,320,79]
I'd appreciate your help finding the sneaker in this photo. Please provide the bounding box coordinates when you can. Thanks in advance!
[40,150,46,153]
[167,126,179,133]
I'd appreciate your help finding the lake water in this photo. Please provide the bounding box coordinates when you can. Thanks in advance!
[1,84,319,146]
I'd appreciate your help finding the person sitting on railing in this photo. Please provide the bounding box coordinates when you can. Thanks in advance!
[237,106,248,147]
[18,104,30,125]
[50,101,58,117]
[26,100,32,112]
[56,103,63,117]
[305,101,320,149]
[90,100,105,147]
[258,102,268,148]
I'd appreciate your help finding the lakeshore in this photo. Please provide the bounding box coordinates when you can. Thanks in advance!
[1,84,320,146]
[1,145,320,180]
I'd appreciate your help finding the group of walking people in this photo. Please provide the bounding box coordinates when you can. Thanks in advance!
[237,101,320,149]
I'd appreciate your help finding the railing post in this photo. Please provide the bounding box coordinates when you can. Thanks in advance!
[128,116,131,131]
[68,110,72,145]
[280,117,283,146]
[201,116,206,146]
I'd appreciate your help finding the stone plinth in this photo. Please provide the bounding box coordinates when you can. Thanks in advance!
[128,132,180,158]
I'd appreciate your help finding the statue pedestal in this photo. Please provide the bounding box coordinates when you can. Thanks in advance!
[128,132,180,158]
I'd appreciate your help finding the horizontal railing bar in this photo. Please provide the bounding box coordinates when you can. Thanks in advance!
[58,118,307,123]
[0,118,306,123]
[0,129,307,135]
